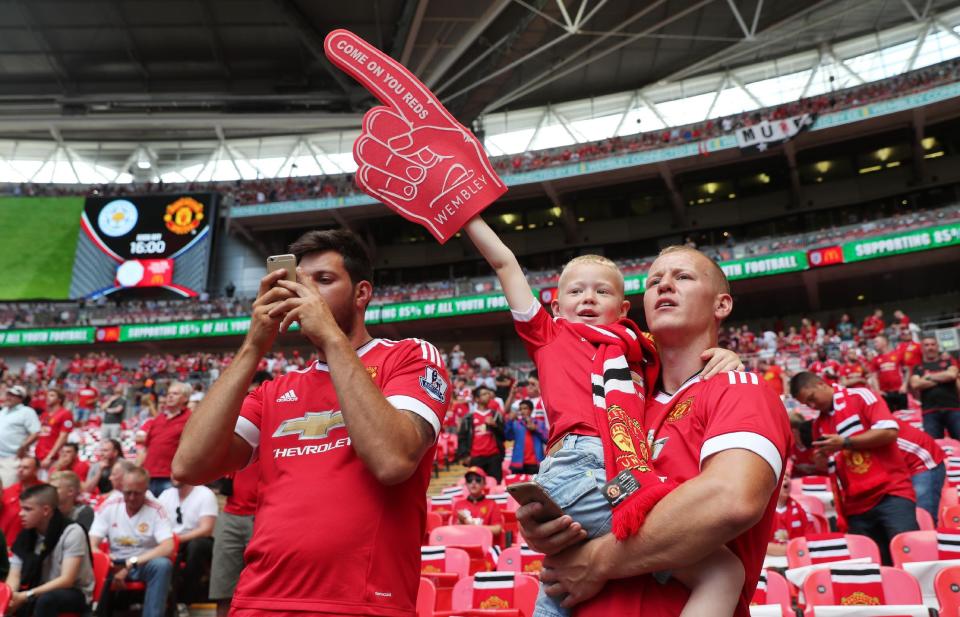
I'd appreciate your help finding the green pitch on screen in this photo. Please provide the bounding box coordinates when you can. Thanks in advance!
[0,197,85,300]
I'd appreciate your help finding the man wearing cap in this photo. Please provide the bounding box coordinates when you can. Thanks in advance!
[0,386,41,488]
[452,467,503,542]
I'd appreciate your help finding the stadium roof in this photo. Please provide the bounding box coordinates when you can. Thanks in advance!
[2,0,958,140]
[2,0,960,183]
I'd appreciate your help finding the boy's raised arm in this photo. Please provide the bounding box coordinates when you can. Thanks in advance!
[463,216,536,314]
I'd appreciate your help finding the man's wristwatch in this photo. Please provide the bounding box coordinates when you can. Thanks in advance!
[25,589,34,600]
[842,437,854,450]
[127,556,139,568]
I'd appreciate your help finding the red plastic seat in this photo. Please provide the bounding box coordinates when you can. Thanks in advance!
[496,546,545,575]
[889,530,938,568]
[944,505,960,530]
[417,577,436,617]
[421,546,470,611]
[916,507,935,531]
[794,494,827,518]
[802,566,922,615]
[935,565,960,617]
[786,534,881,569]
[752,569,793,617]
[425,511,445,542]
[0,584,11,614]
[808,513,830,534]
[435,572,539,617]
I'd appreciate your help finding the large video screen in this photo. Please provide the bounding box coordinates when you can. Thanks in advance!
[69,193,218,299]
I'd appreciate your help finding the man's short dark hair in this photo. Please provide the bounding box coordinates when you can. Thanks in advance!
[519,399,534,410]
[473,386,492,398]
[289,229,373,286]
[789,371,822,399]
[61,442,79,454]
[21,484,58,508]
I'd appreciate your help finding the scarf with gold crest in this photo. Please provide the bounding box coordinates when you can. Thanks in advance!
[567,319,676,540]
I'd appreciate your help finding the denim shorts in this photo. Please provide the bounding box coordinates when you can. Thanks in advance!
[533,435,611,617]
[535,434,612,538]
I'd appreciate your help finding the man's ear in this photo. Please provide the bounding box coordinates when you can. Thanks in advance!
[355,280,373,309]
[715,293,733,321]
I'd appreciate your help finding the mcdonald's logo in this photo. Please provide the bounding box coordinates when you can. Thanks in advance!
[807,245,844,268]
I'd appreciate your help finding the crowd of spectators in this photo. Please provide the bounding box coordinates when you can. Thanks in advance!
[1,202,955,329]
[3,57,959,207]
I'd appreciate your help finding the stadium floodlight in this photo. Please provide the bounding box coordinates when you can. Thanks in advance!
[136,147,151,170]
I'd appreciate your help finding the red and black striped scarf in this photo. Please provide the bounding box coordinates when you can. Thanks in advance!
[567,319,675,539]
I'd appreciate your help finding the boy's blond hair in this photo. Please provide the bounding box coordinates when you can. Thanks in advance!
[559,254,625,294]
[655,246,730,294]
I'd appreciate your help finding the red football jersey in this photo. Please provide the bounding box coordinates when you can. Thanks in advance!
[231,338,450,615]
[578,371,791,617]
[813,385,914,515]
[35,407,74,462]
[76,386,99,409]
[761,365,784,396]
[469,404,501,458]
[809,360,841,385]
[871,351,904,392]
[895,419,945,474]
[223,461,259,517]
[840,361,868,386]
[770,497,814,545]
[896,341,922,368]
[512,304,613,447]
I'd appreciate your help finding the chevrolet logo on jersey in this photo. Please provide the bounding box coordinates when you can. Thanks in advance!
[273,411,345,440]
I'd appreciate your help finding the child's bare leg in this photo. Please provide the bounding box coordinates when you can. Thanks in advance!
[671,546,745,617]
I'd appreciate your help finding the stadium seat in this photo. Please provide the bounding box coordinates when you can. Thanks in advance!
[935,565,960,617]
[802,566,922,615]
[496,546,545,575]
[425,511,445,542]
[421,546,470,611]
[938,438,960,456]
[916,507,935,531]
[943,485,960,521]
[429,525,496,574]
[944,505,960,530]
[793,494,827,518]
[786,534,881,569]
[435,572,539,617]
[0,583,10,614]
[751,569,794,617]
[417,577,436,617]
[889,530,937,567]
[808,513,830,534]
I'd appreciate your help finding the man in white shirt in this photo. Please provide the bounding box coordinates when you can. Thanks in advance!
[158,480,217,610]
[0,385,41,487]
[90,467,174,617]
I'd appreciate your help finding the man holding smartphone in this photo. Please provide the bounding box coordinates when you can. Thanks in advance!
[172,229,451,617]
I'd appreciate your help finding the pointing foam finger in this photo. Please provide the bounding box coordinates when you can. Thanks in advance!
[323,29,449,127]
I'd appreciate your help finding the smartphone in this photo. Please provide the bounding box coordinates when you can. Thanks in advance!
[505,482,565,522]
[266,254,297,282]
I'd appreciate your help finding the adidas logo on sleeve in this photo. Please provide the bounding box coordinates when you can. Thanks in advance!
[276,389,299,403]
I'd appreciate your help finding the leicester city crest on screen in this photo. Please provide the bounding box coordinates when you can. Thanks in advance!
[97,199,139,237]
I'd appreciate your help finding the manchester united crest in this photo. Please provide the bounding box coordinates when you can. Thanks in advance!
[480,596,509,610]
[844,450,872,475]
[137,522,149,533]
[840,592,880,606]
[667,398,694,423]
[163,197,204,235]
[366,365,378,380]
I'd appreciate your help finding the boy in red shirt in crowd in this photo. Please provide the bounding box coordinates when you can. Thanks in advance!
[464,217,745,617]
[766,468,814,558]
[453,467,503,544]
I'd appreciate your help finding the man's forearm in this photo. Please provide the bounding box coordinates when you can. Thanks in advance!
[595,482,750,579]
[138,539,173,564]
[172,344,260,482]
[324,335,431,485]
[848,428,897,449]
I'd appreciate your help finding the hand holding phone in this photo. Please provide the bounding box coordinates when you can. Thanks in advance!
[505,482,565,523]
[266,254,297,283]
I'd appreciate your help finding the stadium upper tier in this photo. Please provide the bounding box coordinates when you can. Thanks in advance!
[0,48,960,203]
[1,204,956,334]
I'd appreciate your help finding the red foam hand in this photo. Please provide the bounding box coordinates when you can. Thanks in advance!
[324,29,506,243]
